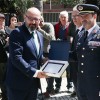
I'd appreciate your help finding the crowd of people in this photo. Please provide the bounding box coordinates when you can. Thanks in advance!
[0,3,100,100]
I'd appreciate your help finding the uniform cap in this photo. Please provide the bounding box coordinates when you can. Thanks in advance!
[77,4,99,14]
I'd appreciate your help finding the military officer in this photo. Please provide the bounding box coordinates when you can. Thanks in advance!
[69,5,84,97]
[76,4,100,100]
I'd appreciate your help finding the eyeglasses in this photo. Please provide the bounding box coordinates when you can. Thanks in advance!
[26,15,40,22]
[72,15,80,19]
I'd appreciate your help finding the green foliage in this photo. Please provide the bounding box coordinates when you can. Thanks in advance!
[58,0,83,7]
[15,0,34,14]
[0,0,34,14]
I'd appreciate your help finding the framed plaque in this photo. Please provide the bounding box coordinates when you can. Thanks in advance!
[40,60,69,77]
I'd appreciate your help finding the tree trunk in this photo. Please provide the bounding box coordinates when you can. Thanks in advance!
[34,0,43,13]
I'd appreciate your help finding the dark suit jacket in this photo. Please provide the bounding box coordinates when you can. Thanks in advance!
[5,23,43,90]
[0,41,8,63]
[0,30,8,63]
[69,27,84,61]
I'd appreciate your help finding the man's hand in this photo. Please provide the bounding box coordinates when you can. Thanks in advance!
[37,26,42,31]
[37,71,48,78]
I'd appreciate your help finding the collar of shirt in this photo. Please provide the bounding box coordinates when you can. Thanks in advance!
[28,30,36,35]
[78,25,83,31]
[76,25,83,34]
[87,24,97,36]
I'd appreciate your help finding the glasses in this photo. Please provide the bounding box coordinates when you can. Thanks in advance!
[72,15,80,19]
[26,15,40,22]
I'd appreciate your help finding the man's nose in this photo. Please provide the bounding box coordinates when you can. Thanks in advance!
[32,20,36,23]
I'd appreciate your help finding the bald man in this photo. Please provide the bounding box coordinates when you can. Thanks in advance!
[5,7,47,100]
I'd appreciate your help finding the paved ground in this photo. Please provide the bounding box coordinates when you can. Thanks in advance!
[37,72,78,100]
[0,72,78,100]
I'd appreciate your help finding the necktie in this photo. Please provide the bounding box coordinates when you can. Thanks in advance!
[32,32,40,55]
[84,31,88,41]
[32,32,34,38]
[75,29,80,40]
[75,29,80,35]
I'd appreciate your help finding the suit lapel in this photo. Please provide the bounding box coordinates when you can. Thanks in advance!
[22,24,43,58]
[30,31,43,58]
[36,31,43,58]
[30,37,38,57]
[22,24,38,58]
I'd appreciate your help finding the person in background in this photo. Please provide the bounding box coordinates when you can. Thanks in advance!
[38,16,55,57]
[5,7,48,100]
[76,4,100,100]
[5,14,19,52]
[69,5,83,97]
[0,13,8,100]
[38,16,55,98]
[54,10,72,93]
[6,13,22,35]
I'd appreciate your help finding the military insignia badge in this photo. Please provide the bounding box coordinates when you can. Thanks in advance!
[97,34,100,39]
[78,6,83,11]
[88,41,100,47]
[93,29,97,33]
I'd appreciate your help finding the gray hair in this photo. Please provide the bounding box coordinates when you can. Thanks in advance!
[59,11,68,18]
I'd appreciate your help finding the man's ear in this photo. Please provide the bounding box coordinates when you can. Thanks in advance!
[94,14,97,19]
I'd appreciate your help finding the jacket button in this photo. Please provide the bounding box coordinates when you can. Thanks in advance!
[82,55,84,58]
[82,48,85,50]
[81,63,84,65]
[97,76,99,78]
[81,71,84,73]
[91,49,94,51]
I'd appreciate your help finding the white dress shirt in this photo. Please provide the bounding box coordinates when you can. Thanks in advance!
[33,31,40,55]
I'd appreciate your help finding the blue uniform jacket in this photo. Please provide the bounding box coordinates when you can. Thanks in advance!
[76,25,100,78]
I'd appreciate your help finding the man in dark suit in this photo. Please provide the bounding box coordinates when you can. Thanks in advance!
[5,7,47,100]
[76,4,100,100]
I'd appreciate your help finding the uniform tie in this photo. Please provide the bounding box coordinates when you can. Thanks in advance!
[75,29,80,35]
[75,29,80,40]
[84,31,88,41]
